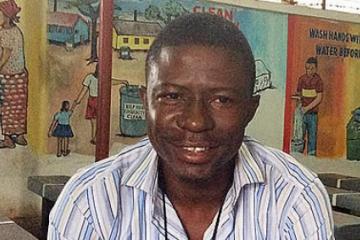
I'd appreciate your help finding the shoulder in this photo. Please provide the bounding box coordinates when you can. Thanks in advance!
[243,137,318,190]
[82,74,94,84]
[54,112,60,118]
[13,26,23,36]
[49,139,153,232]
[59,139,152,198]
[298,74,307,82]
[314,73,323,82]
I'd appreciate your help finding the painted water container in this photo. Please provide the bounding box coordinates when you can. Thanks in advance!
[347,108,360,160]
[120,85,147,137]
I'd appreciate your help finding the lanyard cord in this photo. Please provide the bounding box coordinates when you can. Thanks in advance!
[162,189,168,240]
[162,190,224,240]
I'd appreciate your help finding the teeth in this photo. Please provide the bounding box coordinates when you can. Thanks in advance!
[183,147,208,153]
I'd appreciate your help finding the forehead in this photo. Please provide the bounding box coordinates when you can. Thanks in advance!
[158,45,238,67]
[148,45,252,91]
[305,63,316,68]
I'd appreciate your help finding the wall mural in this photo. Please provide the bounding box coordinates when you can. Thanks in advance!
[284,15,360,159]
[0,0,28,149]
[45,0,285,156]
[45,0,360,160]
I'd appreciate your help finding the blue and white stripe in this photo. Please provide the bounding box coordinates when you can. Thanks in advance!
[48,137,334,239]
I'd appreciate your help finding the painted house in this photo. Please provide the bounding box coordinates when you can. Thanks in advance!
[112,19,162,51]
[48,12,89,48]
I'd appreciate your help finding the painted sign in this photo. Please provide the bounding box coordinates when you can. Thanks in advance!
[123,103,145,120]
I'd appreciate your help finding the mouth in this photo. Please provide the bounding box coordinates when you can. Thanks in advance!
[182,146,210,153]
[171,144,219,165]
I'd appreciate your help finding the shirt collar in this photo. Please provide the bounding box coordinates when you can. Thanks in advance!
[236,142,265,188]
[120,145,159,197]
[120,140,265,199]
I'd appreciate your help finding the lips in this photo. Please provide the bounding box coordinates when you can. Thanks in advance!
[170,143,218,165]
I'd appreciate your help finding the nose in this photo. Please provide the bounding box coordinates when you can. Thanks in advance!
[176,99,215,132]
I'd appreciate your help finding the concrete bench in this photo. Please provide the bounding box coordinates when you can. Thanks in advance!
[27,175,70,238]
[326,186,360,207]
[0,216,37,240]
[334,211,360,240]
[319,173,360,192]
[28,175,70,202]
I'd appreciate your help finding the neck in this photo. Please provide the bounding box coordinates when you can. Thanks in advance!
[159,159,235,208]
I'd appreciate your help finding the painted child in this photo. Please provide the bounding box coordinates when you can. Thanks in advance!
[73,64,98,145]
[48,100,74,157]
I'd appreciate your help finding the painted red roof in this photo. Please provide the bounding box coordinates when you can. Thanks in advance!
[48,12,87,28]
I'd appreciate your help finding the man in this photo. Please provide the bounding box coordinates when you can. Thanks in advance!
[48,13,333,239]
[295,57,323,156]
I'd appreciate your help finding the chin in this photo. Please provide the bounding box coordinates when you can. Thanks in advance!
[172,163,220,185]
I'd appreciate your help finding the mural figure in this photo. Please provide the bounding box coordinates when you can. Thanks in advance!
[0,0,28,149]
[48,100,74,157]
[73,64,98,145]
[293,57,323,156]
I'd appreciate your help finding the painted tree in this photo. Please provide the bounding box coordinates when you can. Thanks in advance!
[145,0,188,24]
[144,5,166,24]
[67,0,121,63]
[67,0,99,63]
[163,0,188,23]
[53,0,58,12]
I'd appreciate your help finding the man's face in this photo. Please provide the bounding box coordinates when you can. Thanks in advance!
[142,45,259,182]
[305,63,317,76]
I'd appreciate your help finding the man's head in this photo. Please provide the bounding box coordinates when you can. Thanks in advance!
[141,13,259,183]
[305,57,317,77]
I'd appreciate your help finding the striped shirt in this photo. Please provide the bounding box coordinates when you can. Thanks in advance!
[48,137,334,240]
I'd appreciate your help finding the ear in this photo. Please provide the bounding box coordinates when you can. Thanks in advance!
[244,94,260,125]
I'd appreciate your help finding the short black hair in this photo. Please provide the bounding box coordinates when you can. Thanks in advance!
[61,100,70,111]
[306,57,318,67]
[146,13,256,94]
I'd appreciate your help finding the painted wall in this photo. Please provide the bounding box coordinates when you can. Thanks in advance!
[0,0,360,218]
[0,0,49,218]
[46,0,360,160]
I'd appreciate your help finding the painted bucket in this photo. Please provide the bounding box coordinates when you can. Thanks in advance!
[119,85,147,137]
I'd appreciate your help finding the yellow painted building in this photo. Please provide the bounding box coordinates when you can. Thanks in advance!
[112,19,162,51]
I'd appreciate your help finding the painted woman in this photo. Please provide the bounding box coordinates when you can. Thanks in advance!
[0,0,28,148]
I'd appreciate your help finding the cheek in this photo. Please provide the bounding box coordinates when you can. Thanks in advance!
[148,101,180,123]
[212,112,247,137]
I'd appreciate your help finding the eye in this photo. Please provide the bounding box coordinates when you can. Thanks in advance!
[165,92,181,100]
[157,92,183,104]
[210,95,239,109]
[214,96,231,104]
